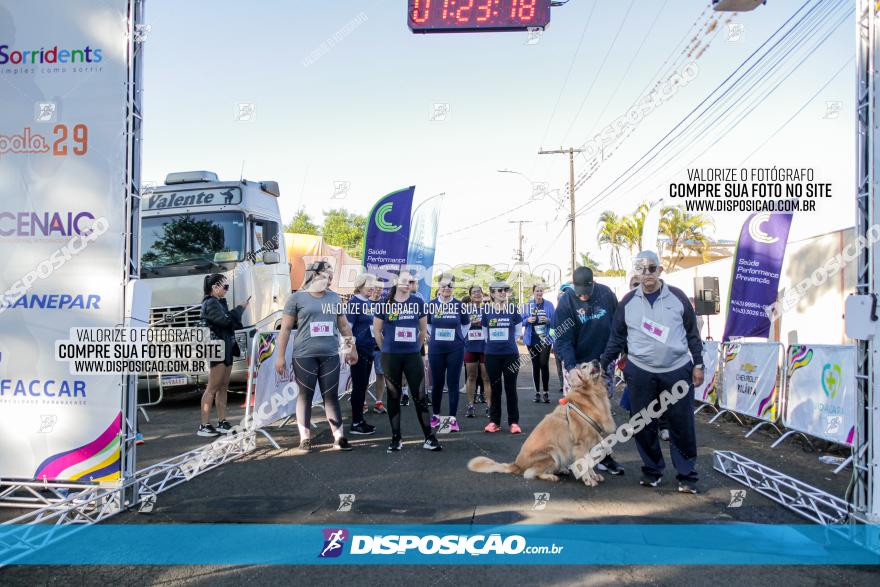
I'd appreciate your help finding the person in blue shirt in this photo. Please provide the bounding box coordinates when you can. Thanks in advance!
[520,283,555,404]
[373,272,441,452]
[481,280,524,434]
[551,283,574,395]
[427,274,470,432]
[345,272,380,436]
[463,285,491,418]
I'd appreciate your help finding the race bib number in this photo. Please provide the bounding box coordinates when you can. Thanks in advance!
[489,327,508,341]
[641,317,669,343]
[394,327,416,342]
[310,321,334,337]
[468,329,485,341]
[435,328,455,341]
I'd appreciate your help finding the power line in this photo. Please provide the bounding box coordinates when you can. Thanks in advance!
[439,200,535,237]
[573,0,831,217]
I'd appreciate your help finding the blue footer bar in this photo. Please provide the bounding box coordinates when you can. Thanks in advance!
[2,524,879,565]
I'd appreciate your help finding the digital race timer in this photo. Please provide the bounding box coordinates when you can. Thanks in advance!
[408,0,551,33]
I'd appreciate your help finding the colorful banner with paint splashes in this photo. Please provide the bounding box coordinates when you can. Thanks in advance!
[33,413,121,482]
[788,345,813,375]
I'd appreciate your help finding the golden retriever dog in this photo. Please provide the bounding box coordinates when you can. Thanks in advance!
[467,360,615,487]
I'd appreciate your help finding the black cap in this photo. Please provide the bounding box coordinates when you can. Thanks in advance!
[572,267,595,297]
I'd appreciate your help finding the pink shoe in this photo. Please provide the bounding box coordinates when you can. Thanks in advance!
[430,414,441,428]
[510,423,522,434]
[449,417,460,432]
[484,422,501,433]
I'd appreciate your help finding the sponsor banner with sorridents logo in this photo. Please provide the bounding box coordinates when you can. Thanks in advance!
[0,0,132,481]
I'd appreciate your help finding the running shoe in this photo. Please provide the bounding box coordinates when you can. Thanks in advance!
[678,480,699,494]
[484,422,501,433]
[372,401,387,414]
[197,424,220,437]
[639,474,662,488]
[401,394,410,406]
[597,456,625,476]
[448,417,460,432]
[466,404,475,418]
[485,406,491,418]
[297,439,312,453]
[510,423,522,434]
[475,392,485,404]
[659,429,670,441]
[135,433,145,445]
[533,392,541,403]
[430,414,441,428]
[334,437,353,451]
[542,392,550,404]
[350,421,376,435]
[216,420,233,434]
[423,435,442,451]
[363,405,369,414]
[387,437,403,452]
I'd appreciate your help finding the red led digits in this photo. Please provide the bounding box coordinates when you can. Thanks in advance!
[475,0,492,22]
[411,0,431,23]
[519,0,536,20]
[442,0,451,20]
[456,0,475,22]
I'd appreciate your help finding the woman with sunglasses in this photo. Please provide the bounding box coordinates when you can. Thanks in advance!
[463,285,491,419]
[198,274,249,437]
[344,272,379,436]
[373,272,441,452]
[522,283,555,404]
[482,280,524,434]
[275,261,358,452]
[427,274,470,432]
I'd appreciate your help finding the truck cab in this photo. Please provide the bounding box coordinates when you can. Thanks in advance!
[138,171,289,394]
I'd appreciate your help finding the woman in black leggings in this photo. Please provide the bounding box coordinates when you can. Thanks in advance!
[373,272,441,452]
[275,262,358,453]
[521,283,554,404]
[481,280,524,434]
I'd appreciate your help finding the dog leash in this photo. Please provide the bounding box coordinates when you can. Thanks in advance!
[560,397,607,437]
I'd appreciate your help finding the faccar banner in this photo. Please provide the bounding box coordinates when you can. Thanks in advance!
[784,344,856,446]
[362,186,414,285]
[694,341,721,404]
[251,332,352,429]
[719,342,782,422]
[722,212,793,340]
[407,193,443,301]
[0,0,133,482]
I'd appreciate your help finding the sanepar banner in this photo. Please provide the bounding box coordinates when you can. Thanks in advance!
[0,0,134,481]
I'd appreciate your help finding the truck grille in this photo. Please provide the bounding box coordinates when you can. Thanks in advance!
[150,305,203,328]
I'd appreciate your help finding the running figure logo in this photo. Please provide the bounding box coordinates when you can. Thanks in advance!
[337,494,355,512]
[319,528,349,558]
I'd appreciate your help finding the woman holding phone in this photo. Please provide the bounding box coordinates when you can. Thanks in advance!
[199,274,249,437]
[275,261,358,453]
[373,272,441,452]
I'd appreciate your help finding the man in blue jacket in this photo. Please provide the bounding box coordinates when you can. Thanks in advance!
[600,251,703,494]
[554,266,624,476]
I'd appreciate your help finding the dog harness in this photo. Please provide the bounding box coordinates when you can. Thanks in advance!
[561,398,607,438]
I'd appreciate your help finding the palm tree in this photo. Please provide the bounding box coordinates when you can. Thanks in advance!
[621,202,650,253]
[597,211,628,271]
[579,251,601,272]
[659,206,715,271]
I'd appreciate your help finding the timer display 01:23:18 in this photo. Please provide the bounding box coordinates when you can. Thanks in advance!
[409,0,550,31]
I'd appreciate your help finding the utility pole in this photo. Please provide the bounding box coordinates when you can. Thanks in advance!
[509,220,532,305]
[539,146,585,279]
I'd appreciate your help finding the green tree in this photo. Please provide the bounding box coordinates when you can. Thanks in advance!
[621,202,650,253]
[284,207,319,235]
[321,208,366,257]
[597,210,628,270]
[578,251,602,272]
[659,206,714,271]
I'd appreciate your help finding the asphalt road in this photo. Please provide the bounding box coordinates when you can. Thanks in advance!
[2,359,876,586]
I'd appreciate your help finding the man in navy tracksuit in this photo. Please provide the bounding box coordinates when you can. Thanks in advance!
[601,251,704,493]
[554,266,624,476]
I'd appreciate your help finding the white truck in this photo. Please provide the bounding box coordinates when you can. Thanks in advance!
[138,171,290,396]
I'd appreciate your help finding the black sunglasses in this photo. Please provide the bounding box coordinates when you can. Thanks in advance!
[491,287,511,293]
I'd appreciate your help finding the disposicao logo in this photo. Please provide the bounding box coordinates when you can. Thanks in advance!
[0,44,103,65]
[374,202,402,232]
[319,528,348,558]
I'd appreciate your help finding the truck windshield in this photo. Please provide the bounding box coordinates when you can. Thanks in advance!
[141,212,245,273]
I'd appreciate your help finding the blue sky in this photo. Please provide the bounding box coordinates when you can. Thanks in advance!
[141,0,855,273]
